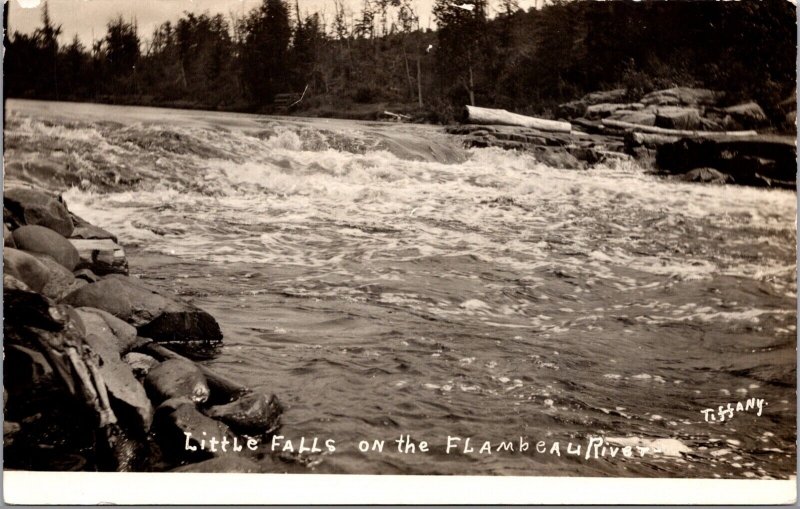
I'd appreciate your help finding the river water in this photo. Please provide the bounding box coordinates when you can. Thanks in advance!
[4,99,797,478]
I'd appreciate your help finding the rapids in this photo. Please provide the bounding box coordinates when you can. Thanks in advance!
[4,99,796,477]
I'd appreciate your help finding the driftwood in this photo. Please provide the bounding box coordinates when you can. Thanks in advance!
[140,342,250,403]
[382,110,412,121]
[601,118,757,137]
[464,105,572,133]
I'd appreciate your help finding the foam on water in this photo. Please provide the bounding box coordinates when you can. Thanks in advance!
[4,100,796,478]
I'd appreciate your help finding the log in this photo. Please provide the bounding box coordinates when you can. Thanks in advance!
[140,342,250,403]
[627,132,683,148]
[464,105,572,133]
[382,110,411,121]
[601,119,757,137]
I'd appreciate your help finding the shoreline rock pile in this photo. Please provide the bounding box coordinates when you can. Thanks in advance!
[447,87,796,188]
[3,185,284,473]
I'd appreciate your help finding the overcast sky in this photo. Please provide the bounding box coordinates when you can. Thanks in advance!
[8,0,541,46]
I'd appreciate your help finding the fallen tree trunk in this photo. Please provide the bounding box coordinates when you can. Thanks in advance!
[464,105,572,133]
[601,118,757,137]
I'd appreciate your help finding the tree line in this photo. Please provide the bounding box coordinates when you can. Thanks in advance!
[4,0,795,123]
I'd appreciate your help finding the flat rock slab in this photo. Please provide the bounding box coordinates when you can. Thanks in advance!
[74,308,154,432]
[70,213,118,243]
[76,306,139,354]
[62,275,223,343]
[69,238,129,276]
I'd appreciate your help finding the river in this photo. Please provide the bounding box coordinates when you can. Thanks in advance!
[4,99,796,478]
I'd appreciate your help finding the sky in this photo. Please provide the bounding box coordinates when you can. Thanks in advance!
[7,0,544,46]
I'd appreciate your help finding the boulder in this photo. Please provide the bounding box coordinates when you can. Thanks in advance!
[655,107,704,130]
[171,456,263,473]
[122,352,160,379]
[724,102,768,128]
[585,103,630,120]
[556,100,587,119]
[76,307,139,354]
[206,392,283,435]
[4,223,15,247]
[4,344,54,399]
[28,252,87,301]
[3,248,50,293]
[534,147,584,170]
[680,168,733,185]
[12,225,80,271]
[786,110,797,128]
[145,358,210,404]
[656,135,796,188]
[74,308,154,433]
[641,87,721,107]
[4,187,74,237]
[62,275,223,343]
[70,213,118,243]
[582,88,627,105]
[69,238,129,276]
[154,399,237,459]
[3,421,21,447]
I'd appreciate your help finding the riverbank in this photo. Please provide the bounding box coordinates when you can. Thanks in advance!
[3,186,294,472]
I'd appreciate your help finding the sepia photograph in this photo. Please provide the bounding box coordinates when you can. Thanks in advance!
[2,0,797,504]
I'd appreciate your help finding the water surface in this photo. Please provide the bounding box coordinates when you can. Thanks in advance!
[4,99,796,478]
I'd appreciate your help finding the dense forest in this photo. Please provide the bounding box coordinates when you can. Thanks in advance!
[3,0,796,123]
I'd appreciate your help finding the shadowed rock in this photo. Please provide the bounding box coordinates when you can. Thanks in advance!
[62,275,223,343]
[206,392,283,435]
[4,223,15,247]
[73,268,101,283]
[154,398,237,460]
[4,187,74,237]
[724,102,768,128]
[680,167,733,185]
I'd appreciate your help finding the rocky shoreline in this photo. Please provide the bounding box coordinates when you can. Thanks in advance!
[447,87,796,188]
[3,186,288,472]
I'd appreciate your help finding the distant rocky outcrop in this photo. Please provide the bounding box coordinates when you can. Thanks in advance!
[448,87,795,189]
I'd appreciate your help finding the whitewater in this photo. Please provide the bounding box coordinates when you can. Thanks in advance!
[4,99,796,477]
